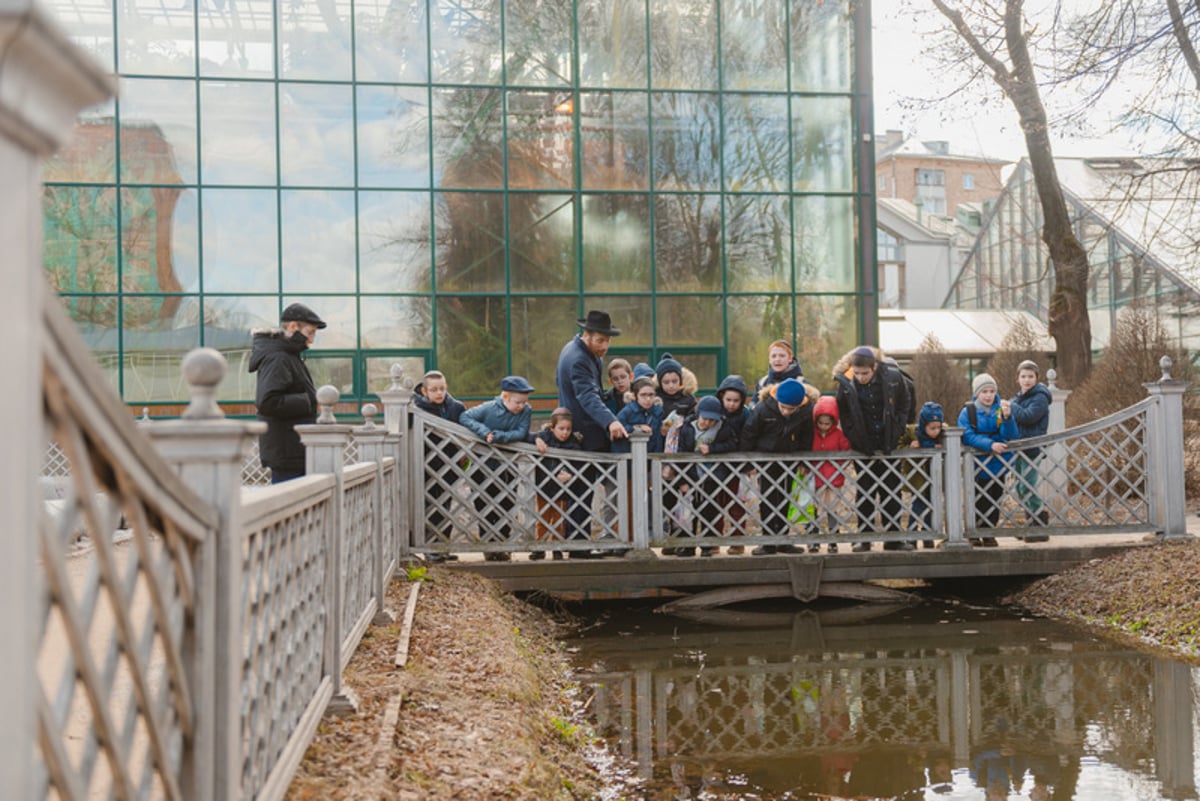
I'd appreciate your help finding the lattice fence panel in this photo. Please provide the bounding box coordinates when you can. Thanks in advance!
[340,470,377,643]
[242,441,272,486]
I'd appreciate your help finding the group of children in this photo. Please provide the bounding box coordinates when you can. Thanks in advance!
[412,342,1052,561]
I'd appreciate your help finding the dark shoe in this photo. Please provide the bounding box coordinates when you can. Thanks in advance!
[751,545,777,555]
[528,550,545,561]
[970,538,984,546]
[568,549,602,560]
[827,543,838,554]
[775,543,801,554]
[807,543,821,554]
[726,544,745,555]
[922,540,935,549]
[699,546,716,558]
[851,543,871,553]
[674,547,696,557]
[883,541,914,552]
[426,553,458,563]
[552,550,564,560]
[484,552,511,562]
[982,537,999,547]
[1036,509,1050,526]
[605,548,631,558]
[1024,534,1049,543]
[661,547,678,556]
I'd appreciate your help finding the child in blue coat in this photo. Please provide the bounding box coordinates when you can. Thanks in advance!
[1010,360,1053,538]
[959,373,1018,546]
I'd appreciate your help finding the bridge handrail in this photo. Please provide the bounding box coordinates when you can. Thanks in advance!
[984,395,1156,452]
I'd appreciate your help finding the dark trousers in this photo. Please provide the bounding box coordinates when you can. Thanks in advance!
[270,467,304,484]
[855,459,903,534]
[975,473,1006,529]
[474,460,515,542]
[425,467,454,540]
[566,463,599,541]
[759,462,792,538]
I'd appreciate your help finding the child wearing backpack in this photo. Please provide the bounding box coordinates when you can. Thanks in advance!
[959,374,1018,547]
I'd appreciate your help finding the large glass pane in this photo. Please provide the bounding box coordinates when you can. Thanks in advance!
[652,92,720,191]
[279,83,354,187]
[430,0,502,85]
[434,191,505,292]
[654,193,722,292]
[198,0,275,78]
[721,0,786,90]
[204,294,273,402]
[792,96,853,192]
[119,78,197,184]
[793,195,856,291]
[506,90,575,190]
[581,91,649,190]
[509,194,576,292]
[46,0,115,72]
[726,294,792,382]
[723,93,789,192]
[649,0,718,89]
[121,300,200,403]
[358,86,430,189]
[436,296,508,398]
[360,296,433,348]
[578,0,647,89]
[795,295,859,389]
[280,190,356,292]
[581,194,651,292]
[306,354,356,395]
[359,191,432,293]
[655,295,723,346]
[201,189,278,293]
[356,0,428,83]
[504,0,572,86]
[278,0,352,81]
[43,185,119,295]
[60,295,120,392]
[509,296,579,391]
[117,0,195,76]
[583,295,652,346]
[120,186,197,299]
[46,103,117,183]
[200,81,276,185]
[288,295,357,350]
[790,1,853,92]
[432,87,504,190]
[725,194,791,292]
[365,355,428,397]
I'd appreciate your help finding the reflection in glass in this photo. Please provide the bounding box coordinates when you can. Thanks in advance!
[649,0,718,89]
[583,295,652,345]
[45,106,116,184]
[366,355,427,396]
[509,194,576,293]
[434,191,506,292]
[306,354,355,395]
[505,0,572,86]
[278,0,353,81]
[358,191,432,293]
[580,91,649,190]
[792,96,853,192]
[45,0,115,72]
[721,0,786,91]
[796,294,858,384]
[794,195,856,292]
[119,78,197,184]
[578,0,647,89]
[436,296,508,398]
[432,87,505,190]
[201,189,278,293]
[121,298,200,403]
[506,90,575,190]
[724,194,790,292]
[429,0,501,85]
[652,93,721,191]
[360,296,433,349]
[509,297,580,392]
[726,294,793,381]
[723,94,789,192]
[200,81,277,185]
[197,0,275,77]
[356,0,428,83]
[205,294,276,402]
[655,295,723,346]
[120,187,196,318]
[286,295,357,350]
[59,294,119,391]
[279,83,354,186]
[654,194,722,292]
[791,0,853,92]
[358,86,430,189]
[280,190,356,292]
[117,0,195,77]
[581,194,651,292]
[44,185,119,299]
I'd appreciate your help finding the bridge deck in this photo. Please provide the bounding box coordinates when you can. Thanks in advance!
[452,533,1158,598]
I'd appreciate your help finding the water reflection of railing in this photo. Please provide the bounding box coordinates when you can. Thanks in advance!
[578,617,1198,797]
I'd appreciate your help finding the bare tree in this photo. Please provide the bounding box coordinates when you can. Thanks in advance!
[907,333,971,415]
[931,0,1093,387]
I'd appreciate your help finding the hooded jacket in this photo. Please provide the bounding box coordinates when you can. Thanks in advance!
[738,382,819,453]
[811,395,852,488]
[832,347,912,455]
[899,402,946,491]
[959,399,1018,479]
[1011,383,1052,458]
[249,328,317,474]
[711,375,750,454]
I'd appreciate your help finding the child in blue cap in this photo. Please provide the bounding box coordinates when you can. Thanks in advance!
[900,401,945,548]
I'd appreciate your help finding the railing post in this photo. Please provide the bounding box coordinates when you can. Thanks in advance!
[941,426,969,549]
[296,386,358,716]
[627,431,655,558]
[376,364,413,558]
[353,404,394,625]
[1143,356,1192,540]
[145,348,265,801]
[1043,368,1072,523]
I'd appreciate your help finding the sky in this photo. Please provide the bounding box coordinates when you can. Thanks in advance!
[871,0,1143,160]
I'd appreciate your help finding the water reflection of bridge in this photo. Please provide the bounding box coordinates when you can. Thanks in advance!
[577,613,1199,798]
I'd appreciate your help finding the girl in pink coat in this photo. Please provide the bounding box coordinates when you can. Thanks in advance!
[810,395,852,553]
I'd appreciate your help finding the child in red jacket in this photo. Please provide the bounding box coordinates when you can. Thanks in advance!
[810,395,852,553]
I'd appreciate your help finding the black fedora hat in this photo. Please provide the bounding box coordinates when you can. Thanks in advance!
[577,310,621,336]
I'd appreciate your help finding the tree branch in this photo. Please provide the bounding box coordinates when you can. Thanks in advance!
[1166,0,1200,90]
[930,0,1017,93]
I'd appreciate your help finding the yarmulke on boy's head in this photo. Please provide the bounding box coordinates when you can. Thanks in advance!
[500,375,535,393]
[655,353,683,383]
[696,396,723,420]
[971,373,997,397]
[774,378,807,406]
[1017,359,1040,376]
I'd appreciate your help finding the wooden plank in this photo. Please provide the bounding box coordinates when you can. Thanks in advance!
[395,582,421,668]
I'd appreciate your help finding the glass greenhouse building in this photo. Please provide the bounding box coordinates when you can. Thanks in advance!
[42,1,877,408]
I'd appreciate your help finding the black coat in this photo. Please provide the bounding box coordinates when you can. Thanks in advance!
[738,395,814,453]
[249,329,317,473]
[833,364,911,455]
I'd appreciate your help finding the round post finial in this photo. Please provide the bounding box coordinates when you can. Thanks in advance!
[361,403,378,429]
[316,385,340,424]
[1045,368,1058,390]
[1160,355,1174,382]
[388,364,404,392]
[140,407,150,422]
[181,348,227,419]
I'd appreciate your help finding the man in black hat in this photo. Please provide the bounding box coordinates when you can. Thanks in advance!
[249,303,326,483]
[556,310,628,558]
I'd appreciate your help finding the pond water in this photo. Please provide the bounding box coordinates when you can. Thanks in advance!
[568,595,1200,801]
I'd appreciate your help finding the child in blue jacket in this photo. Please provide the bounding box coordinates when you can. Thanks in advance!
[959,373,1018,546]
[1010,359,1053,537]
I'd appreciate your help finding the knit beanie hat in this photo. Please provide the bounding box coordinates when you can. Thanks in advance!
[696,396,723,420]
[655,353,683,383]
[632,362,654,380]
[775,378,807,406]
[1017,359,1040,376]
[972,373,997,397]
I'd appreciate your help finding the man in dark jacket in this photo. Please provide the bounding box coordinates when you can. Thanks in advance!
[249,303,325,483]
[833,346,913,551]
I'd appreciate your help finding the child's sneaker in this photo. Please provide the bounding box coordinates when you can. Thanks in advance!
[828,543,838,554]
[726,544,745,555]
[699,546,716,557]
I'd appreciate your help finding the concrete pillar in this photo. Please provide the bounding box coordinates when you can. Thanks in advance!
[627,431,654,557]
[1042,369,1073,522]
[376,364,413,557]
[941,427,969,549]
[1144,356,1192,539]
